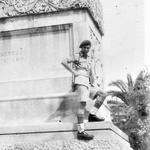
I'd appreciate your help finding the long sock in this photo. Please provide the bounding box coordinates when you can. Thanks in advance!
[77,102,86,132]
[90,107,98,115]
[90,97,104,115]
[77,123,85,133]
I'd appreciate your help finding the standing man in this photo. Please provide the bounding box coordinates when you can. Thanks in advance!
[61,40,107,140]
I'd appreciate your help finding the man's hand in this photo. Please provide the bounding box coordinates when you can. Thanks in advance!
[73,60,81,66]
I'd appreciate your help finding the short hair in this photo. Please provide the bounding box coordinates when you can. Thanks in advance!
[79,40,91,48]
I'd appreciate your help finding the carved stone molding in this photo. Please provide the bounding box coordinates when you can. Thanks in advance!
[0,0,104,35]
[89,28,104,88]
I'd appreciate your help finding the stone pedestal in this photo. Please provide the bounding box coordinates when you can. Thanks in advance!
[0,7,107,124]
[0,1,131,149]
[0,122,132,150]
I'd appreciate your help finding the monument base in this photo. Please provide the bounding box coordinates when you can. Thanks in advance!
[0,122,132,150]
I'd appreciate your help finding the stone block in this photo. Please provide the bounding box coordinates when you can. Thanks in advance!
[0,9,108,124]
[0,122,132,150]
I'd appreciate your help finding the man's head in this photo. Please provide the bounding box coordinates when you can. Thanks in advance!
[79,40,91,58]
[79,40,91,48]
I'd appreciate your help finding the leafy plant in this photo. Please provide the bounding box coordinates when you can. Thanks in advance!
[107,70,150,150]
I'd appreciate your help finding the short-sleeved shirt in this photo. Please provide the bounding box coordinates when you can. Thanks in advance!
[73,53,92,88]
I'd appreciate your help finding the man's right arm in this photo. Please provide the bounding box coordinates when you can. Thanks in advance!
[61,58,77,76]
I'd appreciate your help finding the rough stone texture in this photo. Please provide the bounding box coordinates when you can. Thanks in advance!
[0,122,131,150]
[0,122,132,150]
[0,139,124,150]
[0,0,104,35]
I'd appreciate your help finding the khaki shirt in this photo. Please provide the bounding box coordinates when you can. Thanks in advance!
[73,53,94,88]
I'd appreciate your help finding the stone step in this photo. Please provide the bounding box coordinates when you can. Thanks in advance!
[0,121,132,150]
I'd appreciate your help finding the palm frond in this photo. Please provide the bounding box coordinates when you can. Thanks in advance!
[108,90,129,105]
[109,80,128,93]
[143,72,150,86]
[108,70,150,150]
[127,74,134,90]
[134,70,150,90]
[117,80,128,92]
[134,70,145,84]
[107,100,123,105]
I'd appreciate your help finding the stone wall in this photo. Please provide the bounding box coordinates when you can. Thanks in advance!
[0,8,107,124]
[0,0,104,35]
[0,122,132,150]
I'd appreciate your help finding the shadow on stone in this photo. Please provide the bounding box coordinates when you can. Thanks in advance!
[47,93,78,123]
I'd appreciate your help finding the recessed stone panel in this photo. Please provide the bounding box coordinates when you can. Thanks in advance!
[0,25,72,82]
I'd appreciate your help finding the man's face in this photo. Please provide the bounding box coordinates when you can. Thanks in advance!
[81,45,91,57]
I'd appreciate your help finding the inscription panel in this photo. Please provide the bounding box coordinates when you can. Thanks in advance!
[0,25,72,83]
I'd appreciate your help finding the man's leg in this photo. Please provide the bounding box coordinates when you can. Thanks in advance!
[77,101,86,133]
[89,89,107,122]
[76,85,94,140]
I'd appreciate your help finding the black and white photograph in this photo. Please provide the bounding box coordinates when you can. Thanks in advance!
[0,0,149,149]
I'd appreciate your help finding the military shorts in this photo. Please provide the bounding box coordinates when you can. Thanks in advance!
[75,85,100,102]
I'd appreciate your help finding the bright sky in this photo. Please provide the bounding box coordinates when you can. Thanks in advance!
[145,0,150,69]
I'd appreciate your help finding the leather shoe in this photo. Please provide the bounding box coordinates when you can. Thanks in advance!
[88,113,105,122]
[77,131,94,140]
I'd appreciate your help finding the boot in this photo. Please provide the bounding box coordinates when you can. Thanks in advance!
[88,113,105,122]
[77,131,94,140]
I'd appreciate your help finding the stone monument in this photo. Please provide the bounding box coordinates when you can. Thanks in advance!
[0,0,132,149]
